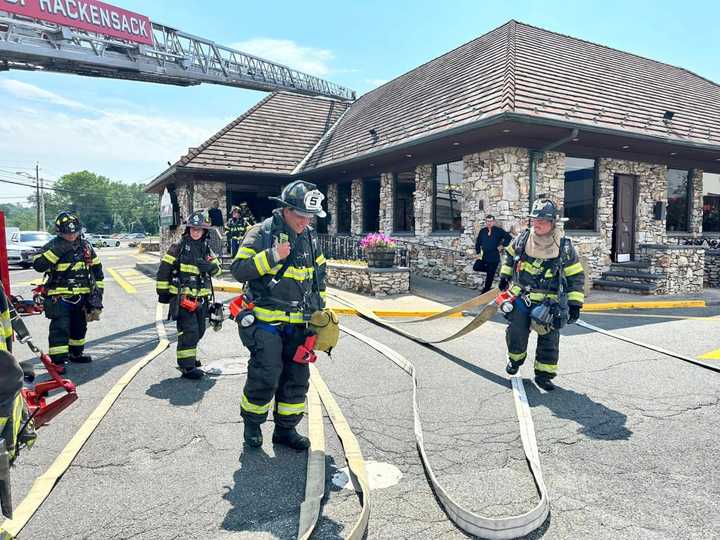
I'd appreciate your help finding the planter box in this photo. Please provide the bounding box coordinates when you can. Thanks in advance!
[326,262,410,296]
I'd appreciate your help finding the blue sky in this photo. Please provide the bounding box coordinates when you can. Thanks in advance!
[1,0,718,201]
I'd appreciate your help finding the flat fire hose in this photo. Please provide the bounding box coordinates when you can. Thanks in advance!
[297,382,325,540]
[0,304,169,539]
[340,325,549,539]
[329,288,500,344]
[576,319,720,374]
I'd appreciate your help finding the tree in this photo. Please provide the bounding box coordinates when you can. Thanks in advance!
[0,204,35,230]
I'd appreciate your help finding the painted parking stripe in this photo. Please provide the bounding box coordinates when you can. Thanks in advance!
[698,348,720,360]
[105,267,137,294]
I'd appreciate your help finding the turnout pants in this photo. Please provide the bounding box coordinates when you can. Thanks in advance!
[505,305,560,378]
[239,323,310,429]
[45,296,88,364]
[176,302,208,370]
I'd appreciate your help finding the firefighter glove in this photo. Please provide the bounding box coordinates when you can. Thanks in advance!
[498,277,510,291]
[568,305,581,324]
[196,260,216,274]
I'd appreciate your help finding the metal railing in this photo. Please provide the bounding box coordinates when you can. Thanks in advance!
[318,234,409,267]
[666,235,720,249]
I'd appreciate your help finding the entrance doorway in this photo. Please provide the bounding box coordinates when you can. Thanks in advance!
[612,174,637,262]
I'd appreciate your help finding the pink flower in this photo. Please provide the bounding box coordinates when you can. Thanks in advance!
[359,233,397,250]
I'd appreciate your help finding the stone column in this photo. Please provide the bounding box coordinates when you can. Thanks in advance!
[379,172,394,235]
[351,178,363,236]
[327,183,338,236]
[689,169,704,235]
[413,164,433,238]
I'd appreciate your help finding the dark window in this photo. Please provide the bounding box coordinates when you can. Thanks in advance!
[702,172,720,233]
[316,185,328,234]
[337,182,351,234]
[393,171,415,232]
[667,169,690,232]
[362,176,380,232]
[433,160,463,232]
[564,157,596,230]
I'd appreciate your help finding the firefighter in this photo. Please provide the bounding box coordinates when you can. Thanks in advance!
[156,211,222,380]
[499,198,585,391]
[0,289,11,354]
[231,180,328,450]
[32,212,104,371]
[224,206,247,258]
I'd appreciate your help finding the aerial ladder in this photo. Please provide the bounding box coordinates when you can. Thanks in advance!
[0,4,355,101]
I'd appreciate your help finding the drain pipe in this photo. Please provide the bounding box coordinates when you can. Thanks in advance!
[528,128,579,211]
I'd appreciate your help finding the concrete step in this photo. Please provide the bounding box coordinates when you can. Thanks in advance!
[592,279,658,294]
[609,260,651,272]
[601,270,663,282]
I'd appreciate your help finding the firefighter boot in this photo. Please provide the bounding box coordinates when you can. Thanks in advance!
[505,360,522,375]
[534,375,555,391]
[180,367,205,380]
[69,353,92,364]
[244,422,263,448]
[272,427,310,451]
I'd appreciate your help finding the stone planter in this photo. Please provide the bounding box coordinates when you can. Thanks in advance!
[366,249,395,268]
[326,262,410,296]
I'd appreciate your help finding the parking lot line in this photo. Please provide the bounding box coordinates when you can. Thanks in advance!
[106,267,137,294]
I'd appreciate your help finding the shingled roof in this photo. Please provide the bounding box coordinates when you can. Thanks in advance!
[176,91,348,174]
[300,20,720,171]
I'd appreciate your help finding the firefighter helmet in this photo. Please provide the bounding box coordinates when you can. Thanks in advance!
[231,206,240,214]
[54,211,81,234]
[184,211,211,230]
[530,198,560,222]
[269,180,326,218]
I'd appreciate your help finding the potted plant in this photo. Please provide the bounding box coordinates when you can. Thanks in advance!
[360,233,397,268]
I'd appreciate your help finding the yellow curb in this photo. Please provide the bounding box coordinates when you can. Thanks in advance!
[331,307,463,318]
[582,300,706,311]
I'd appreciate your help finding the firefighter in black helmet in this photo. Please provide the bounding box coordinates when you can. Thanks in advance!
[499,198,585,391]
[231,180,328,450]
[32,212,104,372]
[156,211,222,379]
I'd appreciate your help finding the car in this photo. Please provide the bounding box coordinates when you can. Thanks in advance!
[97,235,120,247]
[10,231,53,249]
[7,241,40,268]
[84,234,104,248]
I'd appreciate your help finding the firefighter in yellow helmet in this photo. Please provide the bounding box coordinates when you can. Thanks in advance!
[499,198,585,391]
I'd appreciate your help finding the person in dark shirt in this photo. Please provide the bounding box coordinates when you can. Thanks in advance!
[208,200,224,227]
[474,215,512,293]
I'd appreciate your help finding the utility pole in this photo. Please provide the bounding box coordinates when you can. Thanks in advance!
[39,174,46,232]
[35,162,40,231]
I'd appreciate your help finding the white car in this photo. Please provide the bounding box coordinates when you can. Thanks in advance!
[7,241,39,268]
[10,231,53,249]
[97,235,120,247]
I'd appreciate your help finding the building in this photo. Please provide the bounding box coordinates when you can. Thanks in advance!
[146,20,720,294]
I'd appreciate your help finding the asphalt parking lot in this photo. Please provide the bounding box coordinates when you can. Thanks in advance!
[3,248,720,539]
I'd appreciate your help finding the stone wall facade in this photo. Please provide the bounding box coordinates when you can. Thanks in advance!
[705,250,720,288]
[379,172,394,235]
[327,183,338,235]
[326,263,410,296]
[689,169,704,235]
[639,244,704,295]
[351,178,363,235]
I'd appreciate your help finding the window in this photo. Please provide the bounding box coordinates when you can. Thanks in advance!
[703,172,720,233]
[362,176,380,232]
[666,169,691,232]
[433,160,463,232]
[563,157,596,230]
[336,182,351,234]
[394,171,415,232]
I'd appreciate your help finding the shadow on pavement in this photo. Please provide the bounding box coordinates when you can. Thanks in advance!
[525,383,632,441]
[145,375,217,406]
[222,443,344,538]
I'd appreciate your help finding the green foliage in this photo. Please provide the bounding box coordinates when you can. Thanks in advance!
[43,171,159,234]
[0,203,36,230]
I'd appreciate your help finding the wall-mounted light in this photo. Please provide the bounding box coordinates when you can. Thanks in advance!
[663,111,675,122]
[369,128,379,142]
[622,145,630,149]
[669,152,677,156]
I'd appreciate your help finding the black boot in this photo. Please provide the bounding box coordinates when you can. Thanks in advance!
[69,353,92,363]
[244,423,263,448]
[180,367,205,380]
[534,375,555,391]
[272,427,310,451]
[505,360,522,375]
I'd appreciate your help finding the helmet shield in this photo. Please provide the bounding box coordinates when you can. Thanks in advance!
[55,211,81,234]
[269,180,326,218]
[184,211,211,230]
[530,198,560,222]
